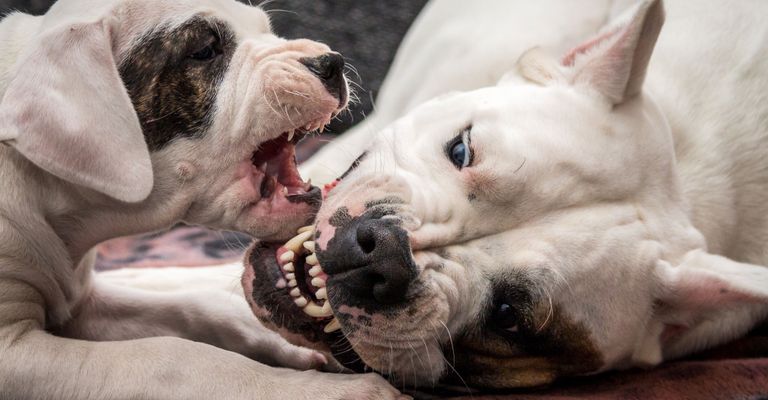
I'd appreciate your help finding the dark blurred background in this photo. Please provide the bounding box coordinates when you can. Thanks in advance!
[0,0,429,134]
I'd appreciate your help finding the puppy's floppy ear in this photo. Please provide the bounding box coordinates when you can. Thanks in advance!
[0,18,153,203]
[561,0,665,105]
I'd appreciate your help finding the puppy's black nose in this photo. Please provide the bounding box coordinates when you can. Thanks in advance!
[318,212,417,306]
[300,53,346,103]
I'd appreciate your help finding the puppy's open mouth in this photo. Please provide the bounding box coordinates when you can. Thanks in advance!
[250,126,321,204]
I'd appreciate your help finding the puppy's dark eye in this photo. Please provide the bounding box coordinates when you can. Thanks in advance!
[190,41,221,61]
[446,128,473,169]
[492,303,519,333]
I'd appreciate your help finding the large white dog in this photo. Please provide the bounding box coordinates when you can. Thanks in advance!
[244,0,768,390]
[0,0,406,398]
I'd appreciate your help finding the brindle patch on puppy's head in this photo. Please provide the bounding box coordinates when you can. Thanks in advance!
[451,273,603,388]
[119,16,236,151]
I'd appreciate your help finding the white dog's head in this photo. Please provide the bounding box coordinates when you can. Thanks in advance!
[0,0,347,241]
[246,0,768,389]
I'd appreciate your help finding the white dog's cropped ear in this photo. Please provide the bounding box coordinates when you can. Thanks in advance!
[561,0,664,105]
[0,19,153,203]
[655,250,768,326]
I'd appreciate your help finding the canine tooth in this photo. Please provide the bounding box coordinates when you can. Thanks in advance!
[311,277,326,288]
[285,273,295,280]
[308,265,322,277]
[288,279,297,287]
[285,230,313,252]
[290,288,301,297]
[280,251,295,263]
[281,186,288,196]
[298,225,313,234]
[321,301,332,314]
[294,297,308,307]
[303,241,315,252]
[316,287,327,300]
[323,318,341,333]
[287,131,295,141]
[283,262,294,272]
[303,302,332,318]
[306,254,319,266]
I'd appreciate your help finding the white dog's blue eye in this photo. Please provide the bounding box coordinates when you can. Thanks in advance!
[447,129,472,169]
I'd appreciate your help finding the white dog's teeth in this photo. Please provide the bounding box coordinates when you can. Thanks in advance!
[280,251,295,263]
[285,273,296,281]
[285,230,313,252]
[294,297,308,308]
[287,131,295,142]
[323,318,341,333]
[306,254,319,267]
[281,186,288,196]
[321,301,332,314]
[311,277,326,288]
[316,287,327,300]
[303,241,315,252]
[290,287,301,297]
[283,262,294,272]
[302,302,333,318]
[297,226,313,234]
[288,279,297,287]
[308,265,322,277]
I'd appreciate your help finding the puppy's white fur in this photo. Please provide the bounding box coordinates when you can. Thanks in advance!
[0,0,403,398]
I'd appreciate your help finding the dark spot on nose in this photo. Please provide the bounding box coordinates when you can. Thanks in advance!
[318,210,417,310]
[300,53,347,106]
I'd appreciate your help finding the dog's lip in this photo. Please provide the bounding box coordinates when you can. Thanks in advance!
[244,240,368,372]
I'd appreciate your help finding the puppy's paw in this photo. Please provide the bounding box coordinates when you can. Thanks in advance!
[281,371,410,400]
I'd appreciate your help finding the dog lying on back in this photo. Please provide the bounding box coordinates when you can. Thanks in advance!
[0,0,406,398]
[245,0,768,389]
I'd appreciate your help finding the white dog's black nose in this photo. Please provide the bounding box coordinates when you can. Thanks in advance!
[318,212,417,307]
[300,53,347,105]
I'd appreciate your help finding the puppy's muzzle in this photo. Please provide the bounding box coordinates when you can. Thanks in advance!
[318,212,417,307]
[300,53,347,107]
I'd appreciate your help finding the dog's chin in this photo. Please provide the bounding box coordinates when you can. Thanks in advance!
[242,242,368,372]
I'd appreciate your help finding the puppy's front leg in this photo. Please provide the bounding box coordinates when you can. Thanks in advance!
[58,267,319,371]
[0,279,407,400]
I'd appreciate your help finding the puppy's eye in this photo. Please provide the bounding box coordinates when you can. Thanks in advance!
[190,41,221,61]
[492,303,519,333]
[446,129,473,169]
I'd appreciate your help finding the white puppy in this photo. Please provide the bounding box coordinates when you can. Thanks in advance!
[0,0,405,398]
[245,0,768,390]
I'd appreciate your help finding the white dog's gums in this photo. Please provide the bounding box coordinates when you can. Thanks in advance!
[0,0,407,398]
[245,0,768,390]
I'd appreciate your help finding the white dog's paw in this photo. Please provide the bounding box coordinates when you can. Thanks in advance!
[280,371,410,400]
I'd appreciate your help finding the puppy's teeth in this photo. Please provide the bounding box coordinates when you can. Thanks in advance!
[294,297,308,307]
[298,226,313,234]
[280,251,295,263]
[306,254,320,267]
[290,288,301,297]
[319,126,325,133]
[321,301,332,314]
[316,287,327,300]
[283,262,294,272]
[285,230,313,252]
[303,302,333,318]
[281,186,288,196]
[303,241,315,252]
[324,318,341,333]
[311,277,326,288]
[285,273,296,280]
[308,265,322,277]
[287,131,295,142]
[288,279,297,287]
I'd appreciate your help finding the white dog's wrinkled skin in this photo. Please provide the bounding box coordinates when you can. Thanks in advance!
[247,0,768,389]
[0,0,407,398]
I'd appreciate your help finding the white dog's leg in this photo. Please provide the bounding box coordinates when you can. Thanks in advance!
[58,264,320,370]
[0,278,405,400]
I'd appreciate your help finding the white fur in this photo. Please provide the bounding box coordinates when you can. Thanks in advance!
[0,0,404,398]
[302,0,768,386]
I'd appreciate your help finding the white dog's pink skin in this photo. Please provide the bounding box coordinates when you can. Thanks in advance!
[0,0,408,399]
[247,0,768,389]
